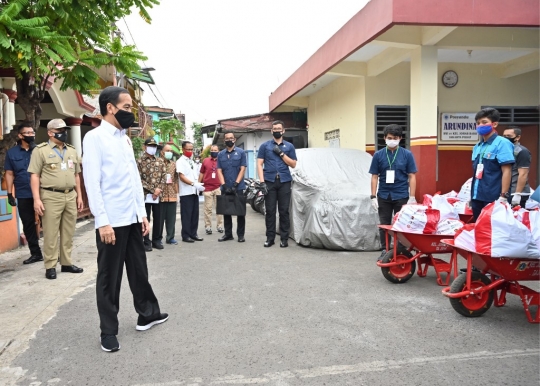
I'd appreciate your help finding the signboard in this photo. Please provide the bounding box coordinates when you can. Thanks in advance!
[440,113,478,143]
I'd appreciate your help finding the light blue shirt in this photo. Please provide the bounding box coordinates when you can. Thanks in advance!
[82,120,146,228]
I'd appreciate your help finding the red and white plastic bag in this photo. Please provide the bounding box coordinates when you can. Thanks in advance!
[454,223,476,251]
[457,178,472,202]
[392,205,440,234]
[431,194,459,221]
[435,219,464,235]
[475,201,540,258]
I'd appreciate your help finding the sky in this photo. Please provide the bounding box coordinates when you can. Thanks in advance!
[119,0,369,132]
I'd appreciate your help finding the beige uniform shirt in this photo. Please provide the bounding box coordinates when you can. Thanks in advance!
[28,141,81,190]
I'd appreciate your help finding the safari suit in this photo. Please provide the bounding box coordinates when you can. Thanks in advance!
[28,142,81,269]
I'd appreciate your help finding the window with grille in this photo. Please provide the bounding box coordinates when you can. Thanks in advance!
[374,106,410,150]
[480,106,539,124]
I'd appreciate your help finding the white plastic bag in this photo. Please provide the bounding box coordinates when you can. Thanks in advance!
[436,219,464,235]
[391,205,440,234]
[457,177,472,202]
[431,194,459,221]
[455,225,476,251]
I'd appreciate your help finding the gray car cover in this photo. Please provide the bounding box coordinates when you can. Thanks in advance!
[290,148,380,251]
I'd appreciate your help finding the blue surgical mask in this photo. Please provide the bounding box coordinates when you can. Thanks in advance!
[476,124,493,136]
[164,151,173,160]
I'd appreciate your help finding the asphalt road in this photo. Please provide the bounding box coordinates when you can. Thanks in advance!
[2,204,539,386]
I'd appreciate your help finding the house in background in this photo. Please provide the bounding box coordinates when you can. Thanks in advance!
[203,112,308,179]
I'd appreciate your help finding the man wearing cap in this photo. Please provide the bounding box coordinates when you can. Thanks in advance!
[137,138,167,251]
[28,119,84,279]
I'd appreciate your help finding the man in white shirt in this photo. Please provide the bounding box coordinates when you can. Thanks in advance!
[83,86,168,353]
[176,141,205,242]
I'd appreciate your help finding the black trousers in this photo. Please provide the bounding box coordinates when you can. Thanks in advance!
[224,215,245,238]
[17,198,42,257]
[265,180,292,241]
[180,194,199,240]
[378,196,408,250]
[144,203,162,244]
[96,223,160,335]
[159,201,177,243]
[470,199,491,222]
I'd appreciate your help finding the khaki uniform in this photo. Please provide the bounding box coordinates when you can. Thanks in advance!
[28,141,81,269]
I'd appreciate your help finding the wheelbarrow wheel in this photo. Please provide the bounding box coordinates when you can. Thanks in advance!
[380,250,416,284]
[449,272,493,317]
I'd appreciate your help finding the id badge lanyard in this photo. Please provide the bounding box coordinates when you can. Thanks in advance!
[51,142,67,170]
[475,144,489,180]
[385,147,399,184]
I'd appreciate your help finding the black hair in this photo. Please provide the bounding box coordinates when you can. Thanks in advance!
[17,122,33,133]
[383,124,403,138]
[506,125,522,136]
[99,86,130,116]
[181,141,192,149]
[272,120,284,128]
[223,131,235,138]
[475,107,500,123]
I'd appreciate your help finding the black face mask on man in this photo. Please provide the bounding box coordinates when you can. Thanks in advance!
[225,140,235,148]
[272,131,283,139]
[115,108,136,128]
[53,131,68,143]
[22,135,35,143]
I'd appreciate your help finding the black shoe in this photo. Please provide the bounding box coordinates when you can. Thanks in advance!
[217,227,224,233]
[205,228,212,235]
[218,235,234,242]
[152,241,164,250]
[192,236,204,241]
[45,268,56,279]
[61,265,83,273]
[182,238,195,243]
[100,334,120,352]
[377,250,387,262]
[264,240,275,248]
[144,244,153,251]
[136,313,169,331]
[280,240,288,248]
[238,237,245,243]
[23,255,43,265]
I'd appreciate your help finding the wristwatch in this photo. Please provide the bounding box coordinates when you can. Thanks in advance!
[190,182,194,186]
[500,192,510,199]
[370,195,376,199]
[279,153,284,158]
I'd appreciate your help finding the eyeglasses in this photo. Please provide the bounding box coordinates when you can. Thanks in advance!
[21,131,35,135]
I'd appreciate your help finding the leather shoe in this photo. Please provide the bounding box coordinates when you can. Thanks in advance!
[23,255,43,265]
[144,244,153,252]
[280,240,288,248]
[193,236,204,241]
[182,238,195,243]
[238,237,245,243]
[264,240,275,248]
[61,265,83,273]
[152,241,164,250]
[218,235,234,242]
[45,268,57,280]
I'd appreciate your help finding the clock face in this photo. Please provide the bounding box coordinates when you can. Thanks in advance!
[442,70,458,88]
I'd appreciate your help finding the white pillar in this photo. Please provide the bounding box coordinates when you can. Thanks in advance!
[410,46,438,138]
[65,117,83,156]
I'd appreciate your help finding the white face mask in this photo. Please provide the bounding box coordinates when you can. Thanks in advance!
[385,139,400,148]
[146,146,157,156]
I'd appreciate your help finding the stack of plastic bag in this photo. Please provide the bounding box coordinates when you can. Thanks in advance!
[455,201,540,258]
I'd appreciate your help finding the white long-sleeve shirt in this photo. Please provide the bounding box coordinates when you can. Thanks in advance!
[82,120,146,229]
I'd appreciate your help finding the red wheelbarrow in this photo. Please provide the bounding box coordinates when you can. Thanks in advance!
[441,239,540,323]
[376,225,457,285]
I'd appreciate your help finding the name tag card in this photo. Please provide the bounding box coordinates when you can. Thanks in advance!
[386,170,395,184]
[475,163,484,180]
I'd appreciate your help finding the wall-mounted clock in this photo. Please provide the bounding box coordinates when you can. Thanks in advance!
[442,70,458,88]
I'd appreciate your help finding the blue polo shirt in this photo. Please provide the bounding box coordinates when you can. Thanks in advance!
[257,140,297,183]
[471,133,514,202]
[368,146,417,200]
[217,146,247,190]
[4,143,35,198]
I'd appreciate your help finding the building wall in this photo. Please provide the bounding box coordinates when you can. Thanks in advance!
[307,76,366,150]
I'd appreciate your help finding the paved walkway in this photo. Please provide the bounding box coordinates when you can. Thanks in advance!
[0,205,538,386]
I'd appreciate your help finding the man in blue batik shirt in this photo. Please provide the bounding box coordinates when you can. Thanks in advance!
[470,108,515,221]
[257,120,297,248]
[369,124,417,260]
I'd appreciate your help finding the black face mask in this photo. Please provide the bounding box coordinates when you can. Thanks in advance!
[54,131,68,143]
[210,151,219,158]
[272,131,283,139]
[505,136,518,144]
[115,109,136,128]
[225,140,235,148]
[22,135,35,143]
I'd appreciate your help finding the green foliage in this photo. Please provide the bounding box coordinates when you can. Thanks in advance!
[200,144,211,160]
[191,122,204,150]
[0,0,159,128]
[153,119,184,144]
[131,136,144,159]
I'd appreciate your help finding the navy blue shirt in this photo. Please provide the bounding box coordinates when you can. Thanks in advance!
[257,140,297,183]
[368,147,417,200]
[471,133,514,202]
[217,147,247,190]
[4,143,35,198]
